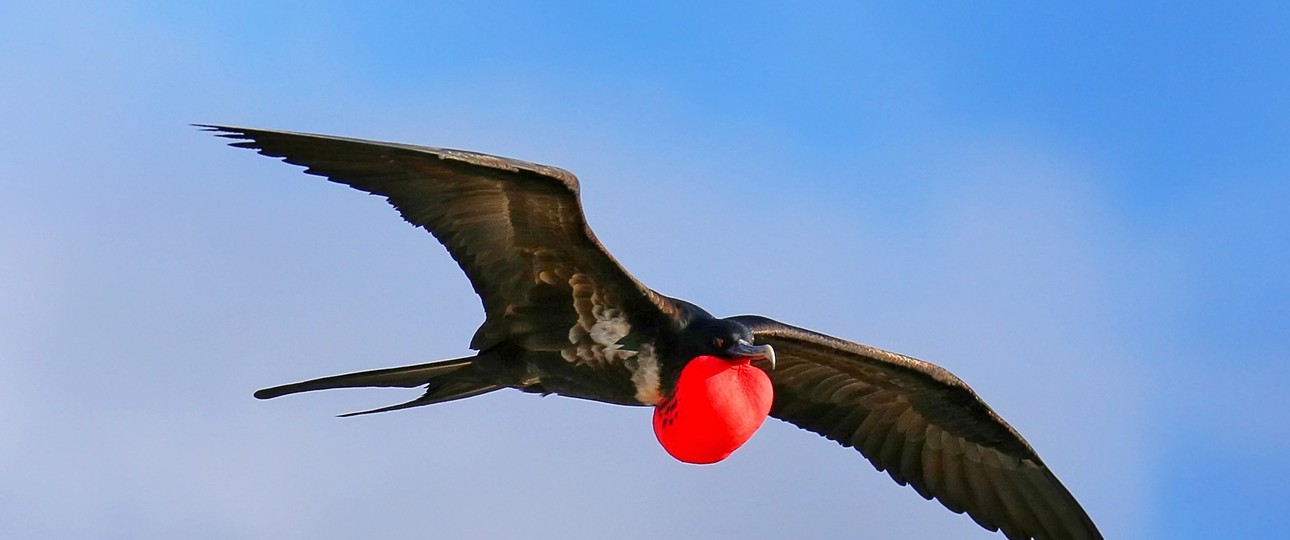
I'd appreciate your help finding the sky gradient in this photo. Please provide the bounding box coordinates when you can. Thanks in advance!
[2,2,1287,538]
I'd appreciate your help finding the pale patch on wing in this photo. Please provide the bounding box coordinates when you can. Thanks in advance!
[561,273,639,365]
[627,343,662,405]
[589,307,630,346]
[555,272,662,404]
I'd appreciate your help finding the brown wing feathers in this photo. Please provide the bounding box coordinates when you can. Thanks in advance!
[732,315,1101,540]
[202,125,675,352]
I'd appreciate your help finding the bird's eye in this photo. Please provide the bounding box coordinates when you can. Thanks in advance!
[712,337,726,349]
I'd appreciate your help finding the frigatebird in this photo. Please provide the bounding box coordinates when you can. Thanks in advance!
[205,125,1102,540]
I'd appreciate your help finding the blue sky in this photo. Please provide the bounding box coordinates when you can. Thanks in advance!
[2,2,1286,538]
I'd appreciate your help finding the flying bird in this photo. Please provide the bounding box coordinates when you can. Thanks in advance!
[205,125,1102,540]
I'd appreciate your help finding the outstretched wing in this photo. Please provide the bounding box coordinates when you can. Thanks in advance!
[205,125,679,355]
[730,315,1101,540]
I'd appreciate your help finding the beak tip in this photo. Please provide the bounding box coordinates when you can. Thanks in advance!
[734,340,776,370]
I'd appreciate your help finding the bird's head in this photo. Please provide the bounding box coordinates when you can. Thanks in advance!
[674,317,776,368]
[654,317,775,464]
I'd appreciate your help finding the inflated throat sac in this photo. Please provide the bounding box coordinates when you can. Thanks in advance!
[652,356,773,464]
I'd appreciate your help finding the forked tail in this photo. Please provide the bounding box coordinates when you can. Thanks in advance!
[254,355,502,417]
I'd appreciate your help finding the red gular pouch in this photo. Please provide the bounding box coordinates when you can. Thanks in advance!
[652,355,774,464]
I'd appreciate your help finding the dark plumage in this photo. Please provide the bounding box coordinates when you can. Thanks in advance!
[204,125,1101,540]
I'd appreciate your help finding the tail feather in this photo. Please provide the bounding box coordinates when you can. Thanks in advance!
[338,380,502,417]
[254,356,501,415]
[254,357,474,399]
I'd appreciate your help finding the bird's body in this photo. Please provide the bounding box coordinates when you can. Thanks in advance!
[207,125,1102,540]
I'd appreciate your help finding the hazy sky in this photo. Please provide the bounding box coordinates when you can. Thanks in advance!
[2,2,1286,539]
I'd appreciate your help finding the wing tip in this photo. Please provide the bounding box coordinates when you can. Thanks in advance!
[194,123,260,144]
[192,123,238,134]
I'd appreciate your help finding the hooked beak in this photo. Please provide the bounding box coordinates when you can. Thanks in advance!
[730,339,775,369]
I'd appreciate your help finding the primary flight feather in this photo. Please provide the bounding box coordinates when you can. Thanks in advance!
[205,125,1101,540]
